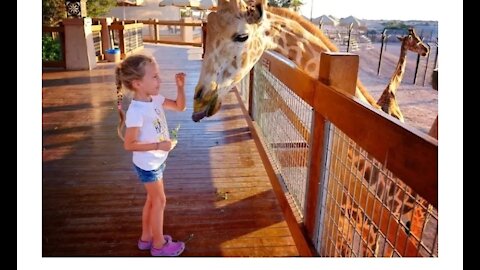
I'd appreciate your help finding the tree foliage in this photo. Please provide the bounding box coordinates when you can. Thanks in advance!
[42,36,62,61]
[42,0,66,26]
[87,0,117,18]
[42,0,117,26]
[267,0,304,11]
[381,20,410,30]
[267,0,288,7]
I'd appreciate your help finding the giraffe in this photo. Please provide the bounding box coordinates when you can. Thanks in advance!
[376,28,429,122]
[192,0,381,122]
[192,0,433,256]
[337,147,432,257]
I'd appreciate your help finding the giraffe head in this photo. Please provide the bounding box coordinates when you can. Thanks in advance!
[192,0,270,122]
[397,28,429,56]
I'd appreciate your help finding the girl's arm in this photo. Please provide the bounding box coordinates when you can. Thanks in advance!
[163,73,186,111]
[124,127,176,152]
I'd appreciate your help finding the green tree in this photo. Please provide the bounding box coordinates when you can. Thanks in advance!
[289,0,304,12]
[42,0,66,26]
[42,0,117,26]
[87,0,117,18]
[268,0,290,7]
[268,0,304,11]
[381,20,410,29]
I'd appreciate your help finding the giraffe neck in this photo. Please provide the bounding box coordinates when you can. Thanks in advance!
[385,44,408,95]
[265,12,333,78]
[262,8,379,107]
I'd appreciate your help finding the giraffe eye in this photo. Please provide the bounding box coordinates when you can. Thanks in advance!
[232,33,249,42]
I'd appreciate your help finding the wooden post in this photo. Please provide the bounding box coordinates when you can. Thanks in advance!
[304,52,359,240]
[413,53,421,84]
[201,21,207,59]
[377,29,387,75]
[60,27,66,67]
[154,19,159,42]
[63,17,97,70]
[422,43,431,86]
[346,23,353,52]
[318,52,359,96]
[118,22,126,59]
[248,67,255,119]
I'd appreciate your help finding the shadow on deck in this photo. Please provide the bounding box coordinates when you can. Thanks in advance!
[42,44,303,256]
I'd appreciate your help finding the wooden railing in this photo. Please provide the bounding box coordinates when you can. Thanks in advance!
[238,51,438,257]
[139,19,204,47]
[42,26,66,68]
[109,21,144,59]
[91,24,103,60]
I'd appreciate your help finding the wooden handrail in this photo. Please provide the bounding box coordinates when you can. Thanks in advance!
[42,26,65,33]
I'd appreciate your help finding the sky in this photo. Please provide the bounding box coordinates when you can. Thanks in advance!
[300,0,441,21]
[19,0,461,269]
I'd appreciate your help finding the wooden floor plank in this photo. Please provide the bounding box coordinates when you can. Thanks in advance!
[42,44,303,257]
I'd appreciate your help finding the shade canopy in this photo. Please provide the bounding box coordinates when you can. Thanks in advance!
[313,15,339,26]
[198,0,217,10]
[339,16,364,28]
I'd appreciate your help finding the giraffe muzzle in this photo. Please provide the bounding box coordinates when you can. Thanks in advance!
[192,110,207,122]
[192,95,219,122]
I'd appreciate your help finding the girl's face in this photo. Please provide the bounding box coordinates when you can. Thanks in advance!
[137,62,161,96]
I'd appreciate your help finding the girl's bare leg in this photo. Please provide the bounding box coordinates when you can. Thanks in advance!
[144,179,167,248]
[140,194,153,241]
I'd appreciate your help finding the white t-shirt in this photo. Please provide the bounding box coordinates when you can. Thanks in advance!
[125,95,170,170]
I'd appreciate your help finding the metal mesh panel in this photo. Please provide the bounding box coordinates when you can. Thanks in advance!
[251,65,313,216]
[238,72,250,108]
[315,125,438,257]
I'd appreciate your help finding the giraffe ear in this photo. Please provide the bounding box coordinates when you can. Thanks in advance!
[244,0,266,24]
[397,35,404,42]
[229,0,245,13]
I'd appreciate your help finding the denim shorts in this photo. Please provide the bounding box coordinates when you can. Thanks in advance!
[133,163,166,183]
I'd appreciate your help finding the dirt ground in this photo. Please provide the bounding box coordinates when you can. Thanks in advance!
[355,42,438,135]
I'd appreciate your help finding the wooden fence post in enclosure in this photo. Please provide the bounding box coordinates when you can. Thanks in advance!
[180,17,193,43]
[413,52,421,84]
[248,67,255,119]
[202,21,207,59]
[346,23,353,53]
[154,19,159,42]
[377,29,387,75]
[318,53,359,97]
[422,43,431,86]
[304,52,359,240]
[98,17,114,56]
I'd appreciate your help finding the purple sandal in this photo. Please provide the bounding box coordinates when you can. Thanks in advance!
[138,235,172,251]
[150,238,185,257]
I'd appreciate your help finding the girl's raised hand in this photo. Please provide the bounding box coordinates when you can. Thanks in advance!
[175,72,186,88]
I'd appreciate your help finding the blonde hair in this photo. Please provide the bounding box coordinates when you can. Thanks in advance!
[115,54,156,140]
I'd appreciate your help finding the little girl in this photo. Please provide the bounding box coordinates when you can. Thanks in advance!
[115,54,186,256]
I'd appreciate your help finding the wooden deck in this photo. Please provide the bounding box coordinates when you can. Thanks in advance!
[42,44,304,256]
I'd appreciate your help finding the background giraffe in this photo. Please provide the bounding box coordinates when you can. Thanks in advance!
[376,28,429,122]
[194,0,434,256]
